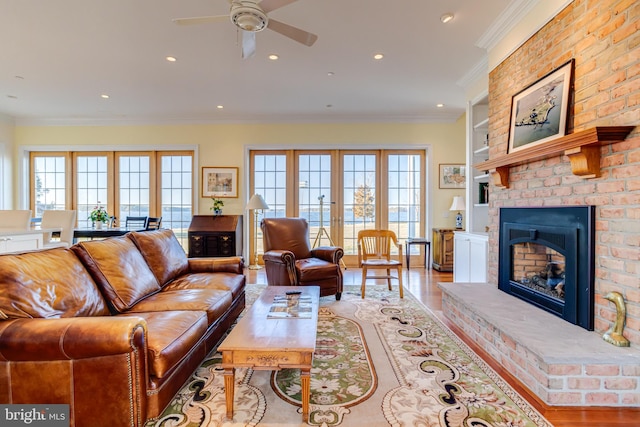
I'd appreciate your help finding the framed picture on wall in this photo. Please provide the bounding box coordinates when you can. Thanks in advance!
[439,164,466,189]
[508,59,574,153]
[201,167,238,198]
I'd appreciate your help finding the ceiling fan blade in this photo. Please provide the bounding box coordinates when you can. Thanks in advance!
[259,0,298,14]
[242,30,256,59]
[172,15,228,26]
[267,19,317,46]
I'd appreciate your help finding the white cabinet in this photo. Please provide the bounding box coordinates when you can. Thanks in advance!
[453,231,488,282]
[0,232,43,254]
[466,92,490,233]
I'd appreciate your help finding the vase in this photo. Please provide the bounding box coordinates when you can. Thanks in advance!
[214,209,222,216]
[95,221,103,230]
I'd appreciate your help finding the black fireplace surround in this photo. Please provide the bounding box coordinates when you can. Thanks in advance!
[499,206,595,330]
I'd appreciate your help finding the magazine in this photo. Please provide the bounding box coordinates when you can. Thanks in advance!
[267,293,313,319]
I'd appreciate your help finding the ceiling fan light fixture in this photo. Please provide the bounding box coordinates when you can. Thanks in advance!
[230,2,268,32]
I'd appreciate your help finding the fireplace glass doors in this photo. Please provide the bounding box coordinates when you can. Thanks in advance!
[499,206,595,330]
[511,243,565,303]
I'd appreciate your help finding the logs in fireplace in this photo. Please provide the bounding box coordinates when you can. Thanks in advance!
[498,206,595,330]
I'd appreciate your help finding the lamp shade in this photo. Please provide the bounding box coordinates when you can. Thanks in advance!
[246,194,269,211]
[449,196,466,211]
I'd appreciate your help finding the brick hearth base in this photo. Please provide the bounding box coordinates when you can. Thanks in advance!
[438,282,640,407]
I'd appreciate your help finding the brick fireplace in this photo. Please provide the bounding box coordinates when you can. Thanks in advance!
[442,0,640,407]
[483,1,639,347]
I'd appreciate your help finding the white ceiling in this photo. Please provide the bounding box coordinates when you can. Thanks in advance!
[0,0,514,125]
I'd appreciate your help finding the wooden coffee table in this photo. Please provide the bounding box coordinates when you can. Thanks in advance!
[218,285,320,422]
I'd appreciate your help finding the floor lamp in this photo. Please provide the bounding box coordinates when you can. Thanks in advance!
[246,194,269,270]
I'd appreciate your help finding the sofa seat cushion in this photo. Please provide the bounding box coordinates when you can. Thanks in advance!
[72,238,161,313]
[127,229,189,287]
[163,273,245,300]
[296,258,340,282]
[0,248,110,319]
[128,289,232,325]
[129,310,207,379]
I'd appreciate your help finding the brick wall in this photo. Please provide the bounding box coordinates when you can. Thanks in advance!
[486,0,640,344]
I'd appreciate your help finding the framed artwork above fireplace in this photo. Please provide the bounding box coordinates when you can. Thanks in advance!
[508,59,574,154]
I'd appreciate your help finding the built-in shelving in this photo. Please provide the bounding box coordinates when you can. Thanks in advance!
[473,117,489,131]
[474,126,635,188]
[466,93,489,234]
[473,146,489,156]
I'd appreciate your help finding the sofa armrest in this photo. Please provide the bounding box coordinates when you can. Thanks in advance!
[187,256,244,274]
[0,316,150,427]
[0,316,147,361]
[311,246,344,264]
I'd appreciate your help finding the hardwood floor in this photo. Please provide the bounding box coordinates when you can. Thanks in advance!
[246,266,639,426]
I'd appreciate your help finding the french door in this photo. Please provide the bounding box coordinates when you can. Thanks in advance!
[250,149,426,267]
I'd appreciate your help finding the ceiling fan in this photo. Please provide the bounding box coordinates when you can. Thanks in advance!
[173,0,318,59]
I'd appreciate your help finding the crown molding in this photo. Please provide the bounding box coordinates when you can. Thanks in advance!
[476,0,539,51]
[457,56,488,90]
[477,0,574,71]
[14,111,464,127]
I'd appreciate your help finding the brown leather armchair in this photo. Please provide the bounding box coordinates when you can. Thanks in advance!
[261,217,343,300]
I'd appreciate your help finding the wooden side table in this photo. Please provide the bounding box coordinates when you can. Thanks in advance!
[432,228,456,272]
[406,238,431,269]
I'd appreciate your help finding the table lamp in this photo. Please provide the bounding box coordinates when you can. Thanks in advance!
[246,194,270,269]
[449,196,465,229]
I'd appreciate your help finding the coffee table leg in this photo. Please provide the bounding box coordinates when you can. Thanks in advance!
[300,367,311,421]
[223,366,235,419]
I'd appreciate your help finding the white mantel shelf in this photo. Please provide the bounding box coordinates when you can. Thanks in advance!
[474,126,635,188]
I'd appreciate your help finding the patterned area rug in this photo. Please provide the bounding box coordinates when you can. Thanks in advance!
[146,285,552,427]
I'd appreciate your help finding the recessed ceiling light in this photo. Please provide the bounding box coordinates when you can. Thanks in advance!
[217,105,224,109]
[437,103,444,108]
[166,56,177,62]
[327,71,334,76]
[14,76,24,80]
[100,94,109,99]
[326,104,333,108]
[268,54,279,60]
[373,53,384,60]
[440,13,454,23]
[7,95,17,99]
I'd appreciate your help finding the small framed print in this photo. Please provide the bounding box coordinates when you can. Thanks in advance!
[439,164,466,189]
[201,167,238,198]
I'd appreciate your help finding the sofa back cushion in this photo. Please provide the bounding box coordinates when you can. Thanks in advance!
[72,237,161,313]
[126,229,189,287]
[0,248,110,319]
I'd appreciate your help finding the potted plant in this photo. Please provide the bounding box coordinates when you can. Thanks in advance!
[210,197,224,216]
[89,203,110,229]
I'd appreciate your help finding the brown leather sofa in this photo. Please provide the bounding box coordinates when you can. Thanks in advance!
[261,217,343,299]
[0,229,245,427]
